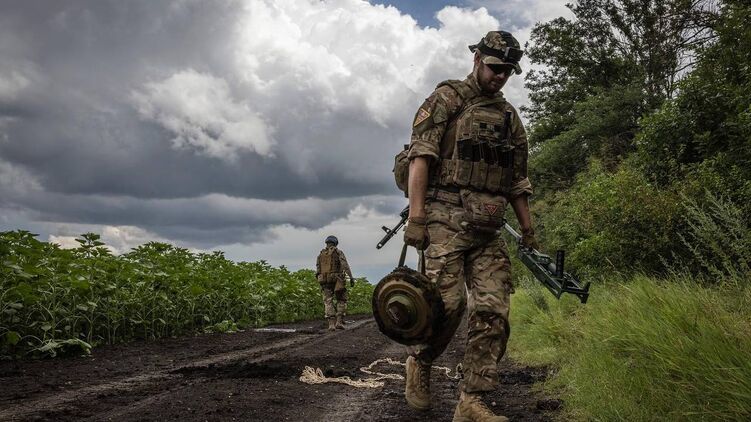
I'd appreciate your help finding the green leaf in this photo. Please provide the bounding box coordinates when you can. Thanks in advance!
[41,323,53,331]
[5,331,21,345]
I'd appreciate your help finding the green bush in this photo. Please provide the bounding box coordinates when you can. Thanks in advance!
[674,191,751,284]
[535,159,682,276]
[0,231,374,358]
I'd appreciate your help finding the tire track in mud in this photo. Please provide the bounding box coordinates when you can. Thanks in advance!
[1,317,559,421]
[0,319,373,421]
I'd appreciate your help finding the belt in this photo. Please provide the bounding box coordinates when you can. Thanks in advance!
[426,185,461,206]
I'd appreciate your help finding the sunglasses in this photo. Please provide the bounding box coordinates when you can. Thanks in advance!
[486,63,514,75]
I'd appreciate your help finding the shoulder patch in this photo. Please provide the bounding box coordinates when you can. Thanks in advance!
[413,107,431,127]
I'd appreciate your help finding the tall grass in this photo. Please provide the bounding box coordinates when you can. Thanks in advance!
[508,192,751,420]
[509,277,751,421]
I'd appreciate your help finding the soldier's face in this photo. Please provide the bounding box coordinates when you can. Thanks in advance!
[474,55,512,94]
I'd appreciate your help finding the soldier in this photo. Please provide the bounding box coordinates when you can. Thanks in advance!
[315,235,355,331]
[401,31,539,421]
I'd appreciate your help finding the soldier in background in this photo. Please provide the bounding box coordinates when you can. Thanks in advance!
[316,235,355,331]
[402,31,538,421]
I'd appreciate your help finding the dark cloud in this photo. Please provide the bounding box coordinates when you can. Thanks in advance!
[0,0,519,252]
[0,1,402,211]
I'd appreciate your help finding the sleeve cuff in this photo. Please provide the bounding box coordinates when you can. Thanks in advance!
[407,143,439,161]
[509,178,533,197]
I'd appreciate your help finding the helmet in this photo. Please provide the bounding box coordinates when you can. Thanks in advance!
[325,235,338,246]
[469,30,524,74]
[372,266,444,345]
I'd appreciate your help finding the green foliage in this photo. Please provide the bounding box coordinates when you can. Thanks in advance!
[635,1,751,212]
[525,0,714,130]
[509,277,751,421]
[536,159,682,276]
[675,191,751,284]
[530,84,645,193]
[0,231,374,358]
[513,3,751,420]
[526,0,717,190]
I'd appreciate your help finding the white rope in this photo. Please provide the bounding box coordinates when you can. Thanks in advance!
[299,358,463,388]
[299,366,387,388]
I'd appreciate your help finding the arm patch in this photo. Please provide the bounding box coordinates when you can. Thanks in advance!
[413,107,431,127]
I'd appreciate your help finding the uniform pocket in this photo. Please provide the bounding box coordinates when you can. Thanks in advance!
[459,190,508,232]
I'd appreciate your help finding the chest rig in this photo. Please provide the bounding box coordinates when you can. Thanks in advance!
[433,80,515,195]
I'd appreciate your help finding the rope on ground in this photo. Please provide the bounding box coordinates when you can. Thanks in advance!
[299,366,387,388]
[299,358,463,388]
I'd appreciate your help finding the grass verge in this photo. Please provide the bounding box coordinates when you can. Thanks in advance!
[508,275,751,421]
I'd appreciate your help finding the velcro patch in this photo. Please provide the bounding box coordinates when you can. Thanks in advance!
[413,107,431,127]
[484,203,499,215]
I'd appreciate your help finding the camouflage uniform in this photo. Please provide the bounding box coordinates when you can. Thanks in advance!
[316,245,354,320]
[406,69,532,393]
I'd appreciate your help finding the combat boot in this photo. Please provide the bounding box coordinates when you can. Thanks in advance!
[335,315,345,329]
[452,391,508,422]
[327,318,336,331]
[404,356,431,411]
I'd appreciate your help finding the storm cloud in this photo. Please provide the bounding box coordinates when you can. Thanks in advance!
[0,0,567,279]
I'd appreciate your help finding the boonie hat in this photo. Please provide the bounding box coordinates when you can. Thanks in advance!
[469,31,524,74]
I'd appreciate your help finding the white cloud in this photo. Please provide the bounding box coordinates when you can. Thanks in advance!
[131,69,274,161]
[223,0,543,183]
[218,202,418,282]
[233,1,509,121]
[49,225,172,255]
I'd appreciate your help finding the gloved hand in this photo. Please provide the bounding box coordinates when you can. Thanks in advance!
[404,216,429,250]
[521,227,540,251]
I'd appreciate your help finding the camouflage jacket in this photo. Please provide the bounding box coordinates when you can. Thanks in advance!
[315,246,353,279]
[407,73,533,198]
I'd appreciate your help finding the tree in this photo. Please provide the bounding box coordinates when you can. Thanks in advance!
[524,0,719,191]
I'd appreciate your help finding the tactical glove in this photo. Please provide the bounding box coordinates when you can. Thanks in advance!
[521,227,540,251]
[404,216,429,251]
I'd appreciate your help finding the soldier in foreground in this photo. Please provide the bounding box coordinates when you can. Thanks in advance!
[315,235,355,331]
[402,31,539,421]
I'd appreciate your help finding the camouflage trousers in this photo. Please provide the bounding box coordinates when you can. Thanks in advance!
[321,282,348,319]
[408,199,512,393]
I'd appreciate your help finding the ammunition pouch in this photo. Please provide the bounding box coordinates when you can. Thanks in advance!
[333,273,347,292]
[434,139,515,194]
[459,189,508,232]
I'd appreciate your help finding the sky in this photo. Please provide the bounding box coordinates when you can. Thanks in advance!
[0,0,573,282]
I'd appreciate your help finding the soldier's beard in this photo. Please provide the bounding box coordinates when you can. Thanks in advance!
[473,67,504,94]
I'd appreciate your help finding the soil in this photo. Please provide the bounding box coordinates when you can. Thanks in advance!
[0,315,560,421]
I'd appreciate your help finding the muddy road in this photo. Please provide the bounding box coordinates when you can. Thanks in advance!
[0,315,559,421]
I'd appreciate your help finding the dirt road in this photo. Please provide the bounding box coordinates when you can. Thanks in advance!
[0,316,559,421]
